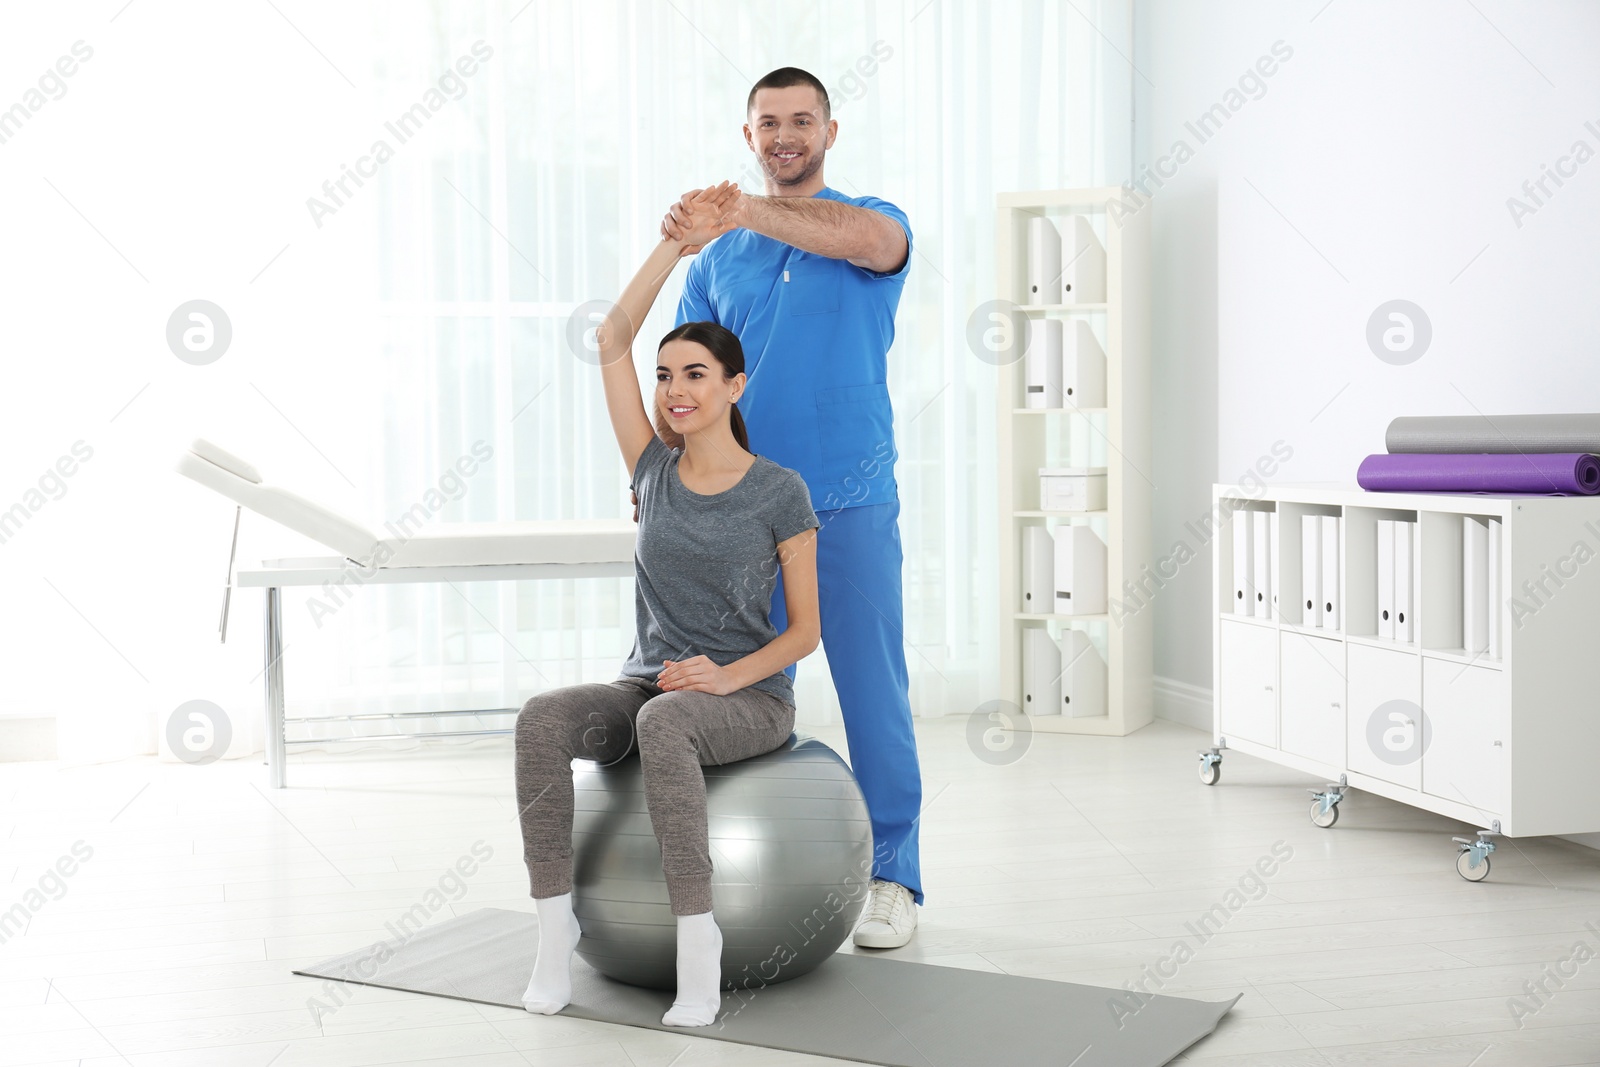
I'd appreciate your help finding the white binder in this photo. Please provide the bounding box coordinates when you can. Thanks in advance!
[1023,318,1063,408]
[1054,524,1108,615]
[1464,516,1489,654]
[1301,514,1322,627]
[1377,519,1395,640]
[1320,514,1341,630]
[1487,517,1502,659]
[1060,629,1107,718]
[1062,320,1107,408]
[1021,525,1054,613]
[1252,509,1273,619]
[1232,510,1254,615]
[1060,215,1107,304]
[1394,520,1414,643]
[1021,627,1062,714]
[1270,509,1280,614]
[1026,216,1061,306]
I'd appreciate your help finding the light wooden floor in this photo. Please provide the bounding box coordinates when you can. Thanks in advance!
[3,716,1599,1067]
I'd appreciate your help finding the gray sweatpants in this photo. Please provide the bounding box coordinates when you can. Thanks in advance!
[514,676,796,916]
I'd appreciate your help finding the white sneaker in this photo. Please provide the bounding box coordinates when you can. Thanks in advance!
[852,879,917,949]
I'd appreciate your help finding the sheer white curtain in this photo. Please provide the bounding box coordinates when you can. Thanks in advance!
[286,0,1131,735]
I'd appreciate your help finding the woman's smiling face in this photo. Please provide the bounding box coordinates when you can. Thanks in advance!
[656,338,742,430]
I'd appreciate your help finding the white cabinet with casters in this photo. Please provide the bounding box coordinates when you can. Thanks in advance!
[1217,618,1276,750]
[1207,482,1600,882]
[1421,660,1508,819]
[1279,630,1343,764]
[1345,643,1421,792]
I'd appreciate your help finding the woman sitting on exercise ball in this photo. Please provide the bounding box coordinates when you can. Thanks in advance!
[514,181,821,1028]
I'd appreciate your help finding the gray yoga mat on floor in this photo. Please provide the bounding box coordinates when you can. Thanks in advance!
[1386,412,1600,454]
[295,907,1238,1067]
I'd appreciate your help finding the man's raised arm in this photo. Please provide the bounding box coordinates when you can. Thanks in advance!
[665,192,908,274]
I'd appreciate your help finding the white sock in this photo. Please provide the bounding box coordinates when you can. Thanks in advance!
[522,892,582,1014]
[661,910,723,1027]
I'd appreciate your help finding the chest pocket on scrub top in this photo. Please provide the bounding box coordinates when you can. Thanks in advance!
[782,261,841,317]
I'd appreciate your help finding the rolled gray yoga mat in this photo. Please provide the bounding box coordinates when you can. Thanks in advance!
[1385,412,1600,455]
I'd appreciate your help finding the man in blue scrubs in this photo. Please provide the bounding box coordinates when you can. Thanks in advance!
[658,66,922,949]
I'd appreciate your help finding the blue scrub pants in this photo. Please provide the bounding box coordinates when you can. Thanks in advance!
[768,496,924,905]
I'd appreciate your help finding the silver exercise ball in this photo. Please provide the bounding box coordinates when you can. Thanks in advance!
[570,732,873,991]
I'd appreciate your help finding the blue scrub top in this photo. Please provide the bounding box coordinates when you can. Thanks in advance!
[674,186,912,512]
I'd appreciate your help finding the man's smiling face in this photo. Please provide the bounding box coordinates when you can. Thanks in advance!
[745,84,835,191]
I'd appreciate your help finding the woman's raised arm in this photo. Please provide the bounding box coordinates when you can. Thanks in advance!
[598,181,742,479]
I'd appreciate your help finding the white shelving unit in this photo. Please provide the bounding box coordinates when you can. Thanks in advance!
[995,188,1151,735]
[1209,481,1600,880]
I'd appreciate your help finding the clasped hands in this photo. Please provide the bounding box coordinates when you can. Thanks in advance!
[661,180,744,255]
[656,655,735,696]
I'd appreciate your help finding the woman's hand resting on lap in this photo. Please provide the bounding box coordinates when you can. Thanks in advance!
[656,656,736,696]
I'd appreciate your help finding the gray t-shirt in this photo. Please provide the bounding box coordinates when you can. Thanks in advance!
[617,434,820,706]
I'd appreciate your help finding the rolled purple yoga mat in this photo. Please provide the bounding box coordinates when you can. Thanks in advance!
[1357,452,1600,495]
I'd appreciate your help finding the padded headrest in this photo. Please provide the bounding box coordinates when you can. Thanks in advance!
[175,449,380,562]
[189,438,263,484]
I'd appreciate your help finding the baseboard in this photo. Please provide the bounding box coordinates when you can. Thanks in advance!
[1153,675,1211,733]
[0,717,58,762]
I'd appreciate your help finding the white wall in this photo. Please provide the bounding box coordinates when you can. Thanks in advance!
[1135,0,1600,724]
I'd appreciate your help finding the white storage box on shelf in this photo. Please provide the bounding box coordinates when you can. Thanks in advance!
[1207,481,1600,882]
[1039,467,1107,512]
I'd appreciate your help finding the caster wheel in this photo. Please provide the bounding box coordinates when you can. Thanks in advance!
[1457,850,1490,882]
[1310,799,1339,828]
[1199,761,1221,786]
